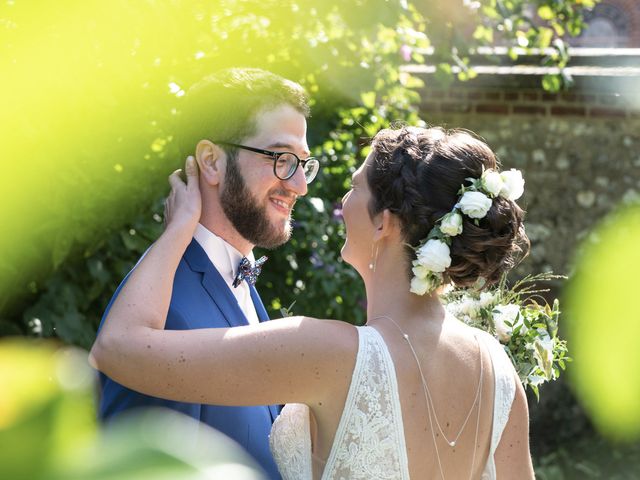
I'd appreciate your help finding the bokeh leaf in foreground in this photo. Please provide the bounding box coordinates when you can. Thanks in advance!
[565,203,640,440]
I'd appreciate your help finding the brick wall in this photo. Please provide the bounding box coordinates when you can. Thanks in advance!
[420,87,640,120]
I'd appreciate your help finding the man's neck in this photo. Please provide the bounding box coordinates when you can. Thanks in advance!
[199,213,254,257]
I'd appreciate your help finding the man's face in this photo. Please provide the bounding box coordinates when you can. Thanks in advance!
[220,104,310,249]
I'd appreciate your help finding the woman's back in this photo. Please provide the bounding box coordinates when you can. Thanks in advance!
[381,315,499,479]
[270,315,519,479]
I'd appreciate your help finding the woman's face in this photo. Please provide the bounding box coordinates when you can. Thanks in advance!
[340,152,378,274]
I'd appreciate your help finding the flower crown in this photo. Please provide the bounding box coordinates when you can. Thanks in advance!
[410,167,525,295]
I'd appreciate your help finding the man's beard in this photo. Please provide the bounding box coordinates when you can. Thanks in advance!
[220,159,293,249]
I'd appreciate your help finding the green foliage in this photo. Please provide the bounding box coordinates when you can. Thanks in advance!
[0,340,265,479]
[1,0,597,354]
[534,435,640,479]
[565,203,640,440]
[444,273,571,399]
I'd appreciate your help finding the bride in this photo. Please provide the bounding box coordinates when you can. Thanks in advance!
[91,126,535,479]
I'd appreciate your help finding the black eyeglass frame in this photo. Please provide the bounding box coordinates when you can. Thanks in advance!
[215,141,319,183]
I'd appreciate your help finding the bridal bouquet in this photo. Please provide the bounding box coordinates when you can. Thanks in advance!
[443,273,570,399]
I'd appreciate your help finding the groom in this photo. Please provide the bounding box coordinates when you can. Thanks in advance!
[97,68,314,479]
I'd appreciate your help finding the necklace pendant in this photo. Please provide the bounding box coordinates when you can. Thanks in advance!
[448,441,456,447]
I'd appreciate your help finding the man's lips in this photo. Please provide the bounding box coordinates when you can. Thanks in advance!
[270,197,294,214]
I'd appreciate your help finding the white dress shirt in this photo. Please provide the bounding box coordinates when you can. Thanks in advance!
[193,223,260,326]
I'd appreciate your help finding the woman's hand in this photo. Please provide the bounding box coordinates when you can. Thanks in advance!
[164,156,201,233]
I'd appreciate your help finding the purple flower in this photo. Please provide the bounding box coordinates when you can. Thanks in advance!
[332,202,343,222]
[310,251,324,269]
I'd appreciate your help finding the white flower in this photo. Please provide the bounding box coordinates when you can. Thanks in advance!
[492,303,522,343]
[439,211,463,236]
[446,301,463,317]
[478,291,496,308]
[533,331,554,379]
[410,272,440,295]
[527,374,547,387]
[499,169,525,201]
[459,297,480,318]
[411,262,430,280]
[416,239,451,273]
[410,275,431,295]
[481,170,504,197]
[457,191,492,219]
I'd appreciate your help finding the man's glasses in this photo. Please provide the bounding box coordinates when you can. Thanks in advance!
[215,142,320,184]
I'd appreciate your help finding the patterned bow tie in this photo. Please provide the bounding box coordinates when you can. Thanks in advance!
[233,255,268,288]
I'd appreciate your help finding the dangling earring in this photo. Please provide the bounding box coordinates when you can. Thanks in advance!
[369,242,379,272]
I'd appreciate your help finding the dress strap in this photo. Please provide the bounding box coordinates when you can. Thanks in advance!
[322,326,410,479]
[477,332,516,479]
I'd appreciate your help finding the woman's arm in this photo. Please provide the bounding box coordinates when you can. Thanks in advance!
[90,158,358,406]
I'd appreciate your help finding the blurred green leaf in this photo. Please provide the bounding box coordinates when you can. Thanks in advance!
[566,204,640,440]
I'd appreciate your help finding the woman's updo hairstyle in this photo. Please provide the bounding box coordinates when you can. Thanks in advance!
[367,126,529,288]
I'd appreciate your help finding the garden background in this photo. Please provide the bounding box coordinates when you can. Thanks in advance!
[2,0,640,478]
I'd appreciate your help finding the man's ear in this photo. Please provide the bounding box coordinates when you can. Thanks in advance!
[196,140,226,186]
[372,209,400,243]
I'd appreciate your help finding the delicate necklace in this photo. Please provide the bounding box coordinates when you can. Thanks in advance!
[372,315,484,480]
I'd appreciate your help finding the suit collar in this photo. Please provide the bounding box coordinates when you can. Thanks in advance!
[184,240,248,328]
[249,283,270,323]
[184,240,272,327]
[185,240,279,419]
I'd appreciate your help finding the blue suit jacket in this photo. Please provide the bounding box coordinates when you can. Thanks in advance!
[98,239,281,479]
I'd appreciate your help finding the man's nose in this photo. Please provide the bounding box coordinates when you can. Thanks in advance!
[283,164,308,196]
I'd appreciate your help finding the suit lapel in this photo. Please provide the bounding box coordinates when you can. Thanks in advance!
[249,283,270,323]
[184,239,248,328]
[185,240,281,420]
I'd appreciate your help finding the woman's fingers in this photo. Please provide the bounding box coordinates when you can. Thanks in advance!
[164,157,201,229]
[168,168,184,190]
[185,156,198,184]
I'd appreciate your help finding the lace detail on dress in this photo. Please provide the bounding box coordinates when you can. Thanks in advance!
[268,326,515,480]
[322,326,409,480]
[270,403,313,480]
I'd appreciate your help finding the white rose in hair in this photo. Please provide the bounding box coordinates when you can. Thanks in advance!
[439,211,463,236]
[457,191,492,219]
[481,170,504,197]
[410,275,431,295]
[499,169,525,201]
[416,239,451,273]
[411,262,430,280]
[493,303,522,343]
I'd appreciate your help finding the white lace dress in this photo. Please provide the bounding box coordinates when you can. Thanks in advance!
[269,326,516,480]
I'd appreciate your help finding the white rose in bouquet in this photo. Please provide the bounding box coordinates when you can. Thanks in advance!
[493,303,522,343]
[479,291,496,308]
[439,211,463,236]
[416,239,451,273]
[481,170,504,197]
[457,191,492,219]
[459,297,480,318]
[499,169,525,201]
[533,331,554,378]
